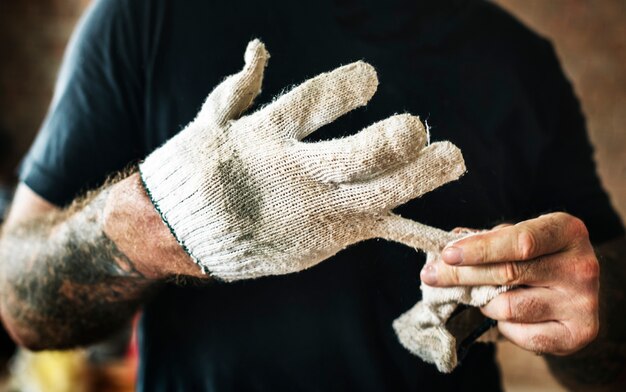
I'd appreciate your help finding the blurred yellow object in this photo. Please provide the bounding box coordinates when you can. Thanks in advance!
[8,349,88,392]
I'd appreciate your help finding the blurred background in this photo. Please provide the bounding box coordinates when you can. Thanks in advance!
[0,0,624,391]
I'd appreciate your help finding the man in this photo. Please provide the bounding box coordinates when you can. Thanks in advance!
[1,0,625,391]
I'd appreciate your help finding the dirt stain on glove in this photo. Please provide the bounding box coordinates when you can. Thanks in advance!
[216,154,263,242]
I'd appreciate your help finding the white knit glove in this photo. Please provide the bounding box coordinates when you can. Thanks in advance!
[139,39,466,281]
[393,230,510,373]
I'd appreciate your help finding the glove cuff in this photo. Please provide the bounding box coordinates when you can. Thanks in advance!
[139,135,213,274]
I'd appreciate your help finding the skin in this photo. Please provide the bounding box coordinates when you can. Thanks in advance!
[0,171,203,350]
[0,174,624,389]
[421,212,626,391]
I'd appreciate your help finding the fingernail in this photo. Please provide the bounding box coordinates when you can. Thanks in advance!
[420,264,437,285]
[442,246,463,265]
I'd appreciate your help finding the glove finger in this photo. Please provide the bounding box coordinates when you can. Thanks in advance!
[243,61,378,140]
[299,114,427,184]
[369,213,457,253]
[392,300,458,373]
[336,141,465,212]
[196,39,269,126]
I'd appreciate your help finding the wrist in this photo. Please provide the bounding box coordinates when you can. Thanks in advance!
[103,173,205,280]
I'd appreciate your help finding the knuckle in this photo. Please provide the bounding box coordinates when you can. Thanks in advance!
[567,215,590,240]
[576,257,600,283]
[587,319,600,343]
[561,317,599,355]
[501,295,515,321]
[551,211,571,221]
[449,264,462,285]
[472,237,491,263]
[574,322,599,351]
[498,262,521,285]
[517,229,537,260]
[578,292,599,317]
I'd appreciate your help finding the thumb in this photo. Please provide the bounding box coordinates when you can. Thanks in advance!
[196,39,269,126]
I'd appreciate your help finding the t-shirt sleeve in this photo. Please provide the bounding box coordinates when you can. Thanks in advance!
[529,41,624,244]
[20,0,144,207]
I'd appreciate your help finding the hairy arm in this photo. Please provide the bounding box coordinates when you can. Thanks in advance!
[545,236,626,391]
[0,171,203,350]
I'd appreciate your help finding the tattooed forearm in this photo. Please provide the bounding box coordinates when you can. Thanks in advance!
[0,182,155,350]
[546,237,626,391]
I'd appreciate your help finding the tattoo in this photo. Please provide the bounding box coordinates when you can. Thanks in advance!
[0,178,154,349]
[546,237,626,390]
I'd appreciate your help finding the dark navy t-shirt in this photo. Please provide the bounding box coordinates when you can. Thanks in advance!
[20,0,624,390]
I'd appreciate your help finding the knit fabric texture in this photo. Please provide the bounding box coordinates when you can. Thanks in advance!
[393,231,510,373]
[139,39,466,281]
[139,40,507,372]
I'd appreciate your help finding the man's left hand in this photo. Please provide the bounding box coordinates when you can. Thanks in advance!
[420,212,600,355]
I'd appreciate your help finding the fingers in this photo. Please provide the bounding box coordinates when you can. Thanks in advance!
[244,61,378,140]
[197,39,269,126]
[483,272,599,356]
[499,321,573,355]
[482,286,596,327]
[498,319,598,356]
[370,213,458,253]
[299,114,427,184]
[420,251,562,287]
[336,141,465,212]
[481,287,561,323]
[441,212,590,266]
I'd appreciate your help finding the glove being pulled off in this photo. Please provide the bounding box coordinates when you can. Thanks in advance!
[393,230,510,373]
[140,39,466,281]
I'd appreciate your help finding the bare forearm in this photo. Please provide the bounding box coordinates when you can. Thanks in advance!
[0,172,201,350]
[546,237,626,391]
